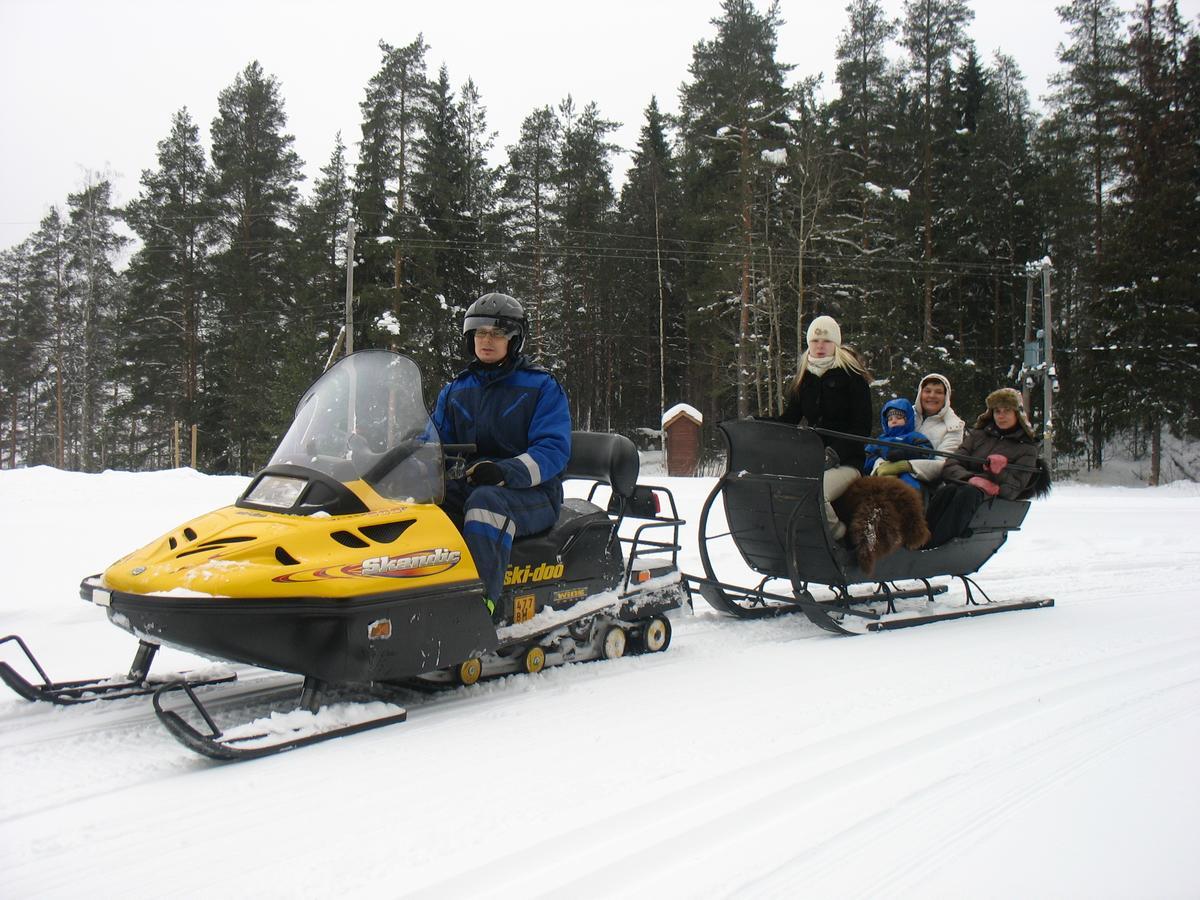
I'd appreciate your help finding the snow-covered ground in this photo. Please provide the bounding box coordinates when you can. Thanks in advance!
[2,465,1199,898]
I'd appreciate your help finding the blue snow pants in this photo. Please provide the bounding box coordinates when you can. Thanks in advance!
[443,479,561,602]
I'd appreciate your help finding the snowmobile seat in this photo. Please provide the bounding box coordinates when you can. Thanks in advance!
[563,431,639,501]
[508,432,639,567]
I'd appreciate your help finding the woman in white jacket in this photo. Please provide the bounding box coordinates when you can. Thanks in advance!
[872,373,965,486]
[909,373,964,484]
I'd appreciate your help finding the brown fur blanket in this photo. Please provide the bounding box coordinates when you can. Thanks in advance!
[832,477,931,575]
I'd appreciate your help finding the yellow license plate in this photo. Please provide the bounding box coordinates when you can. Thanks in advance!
[514,594,536,624]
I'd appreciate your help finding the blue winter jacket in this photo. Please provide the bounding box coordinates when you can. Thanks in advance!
[864,398,933,489]
[430,355,572,498]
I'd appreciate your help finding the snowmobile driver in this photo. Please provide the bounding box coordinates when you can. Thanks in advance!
[431,293,572,621]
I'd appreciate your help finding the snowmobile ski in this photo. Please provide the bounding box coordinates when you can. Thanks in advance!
[0,634,235,705]
[152,680,407,762]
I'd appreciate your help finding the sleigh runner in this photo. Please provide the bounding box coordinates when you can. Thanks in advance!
[688,419,1053,634]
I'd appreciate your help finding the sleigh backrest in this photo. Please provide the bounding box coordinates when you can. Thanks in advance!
[717,420,843,582]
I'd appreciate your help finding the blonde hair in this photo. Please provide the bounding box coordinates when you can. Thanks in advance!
[789,345,871,393]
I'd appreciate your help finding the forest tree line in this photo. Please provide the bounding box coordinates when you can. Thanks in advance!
[0,0,1197,480]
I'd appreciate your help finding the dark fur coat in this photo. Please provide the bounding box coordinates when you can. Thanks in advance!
[832,477,931,575]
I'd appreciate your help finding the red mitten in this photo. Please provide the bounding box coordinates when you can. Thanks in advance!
[984,453,1008,475]
[968,475,1000,497]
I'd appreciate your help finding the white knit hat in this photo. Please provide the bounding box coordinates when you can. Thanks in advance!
[806,315,842,347]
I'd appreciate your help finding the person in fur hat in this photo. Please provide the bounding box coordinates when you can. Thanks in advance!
[865,398,933,491]
[924,387,1047,547]
[778,315,873,540]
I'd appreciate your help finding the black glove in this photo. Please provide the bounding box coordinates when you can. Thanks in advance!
[823,447,840,471]
[465,460,506,487]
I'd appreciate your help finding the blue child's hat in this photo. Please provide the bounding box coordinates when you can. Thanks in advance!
[880,398,916,434]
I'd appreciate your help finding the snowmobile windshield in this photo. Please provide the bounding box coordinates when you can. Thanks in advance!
[269,351,446,504]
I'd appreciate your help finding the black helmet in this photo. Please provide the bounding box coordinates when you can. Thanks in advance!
[463,292,526,359]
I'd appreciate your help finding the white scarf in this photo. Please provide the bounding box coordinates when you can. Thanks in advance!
[806,353,838,377]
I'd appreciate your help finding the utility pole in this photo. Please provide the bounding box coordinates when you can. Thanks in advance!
[343,218,356,355]
[1022,276,1035,414]
[653,187,667,460]
[1020,259,1057,469]
[1041,264,1055,470]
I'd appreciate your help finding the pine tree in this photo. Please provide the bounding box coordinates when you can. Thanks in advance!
[206,61,303,472]
[501,105,561,356]
[778,81,837,389]
[121,108,215,467]
[826,0,908,392]
[678,0,794,419]
[65,178,128,471]
[351,37,431,351]
[29,208,73,468]
[830,0,900,256]
[901,0,974,343]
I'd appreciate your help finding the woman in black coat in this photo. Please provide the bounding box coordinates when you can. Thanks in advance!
[778,315,874,539]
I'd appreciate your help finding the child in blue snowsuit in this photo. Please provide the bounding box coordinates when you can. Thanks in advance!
[864,398,933,492]
[430,293,572,620]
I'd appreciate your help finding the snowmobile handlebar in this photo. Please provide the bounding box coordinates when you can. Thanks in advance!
[810,426,1042,474]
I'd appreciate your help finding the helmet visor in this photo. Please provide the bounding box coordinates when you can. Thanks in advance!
[464,315,520,339]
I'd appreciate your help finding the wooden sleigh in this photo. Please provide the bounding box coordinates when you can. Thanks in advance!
[687,419,1053,634]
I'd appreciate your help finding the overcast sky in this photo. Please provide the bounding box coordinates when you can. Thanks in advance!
[1,0,1195,250]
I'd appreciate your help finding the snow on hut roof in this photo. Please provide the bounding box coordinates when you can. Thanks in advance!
[662,404,703,427]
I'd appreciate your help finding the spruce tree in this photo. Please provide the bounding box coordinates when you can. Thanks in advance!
[457,78,504,302]
[1103,0,1199,482]
[0,241,48,467]
[615,97,686,430]
[287,132,352,410]
[1048,0,1128,465]
[409,65,473,383]
[551,97,619,429]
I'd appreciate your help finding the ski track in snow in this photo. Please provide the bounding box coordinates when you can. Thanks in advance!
[1,470,1199,897]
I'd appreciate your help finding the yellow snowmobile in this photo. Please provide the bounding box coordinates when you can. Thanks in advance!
[1,351,687,759]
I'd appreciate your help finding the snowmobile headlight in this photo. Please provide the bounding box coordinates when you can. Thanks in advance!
[245,475,307,509]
